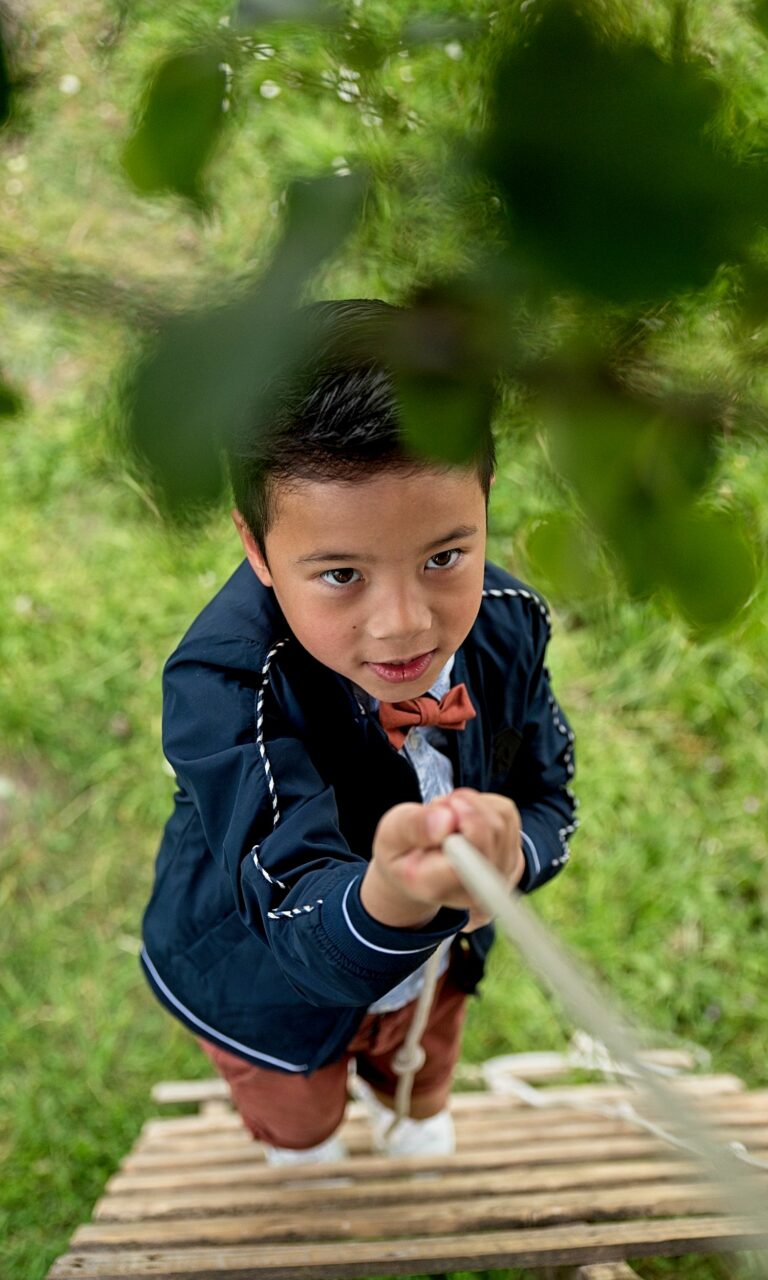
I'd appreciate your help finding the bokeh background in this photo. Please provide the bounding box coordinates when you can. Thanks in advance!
[1,2,767,1277]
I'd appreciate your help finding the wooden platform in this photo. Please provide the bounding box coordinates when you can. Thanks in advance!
[47,1060,768,1279]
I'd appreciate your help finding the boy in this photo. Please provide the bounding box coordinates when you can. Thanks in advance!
[141,299,576,1163]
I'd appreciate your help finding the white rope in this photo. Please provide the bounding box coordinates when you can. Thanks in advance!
[441,833,768,1242]
[386,937,451,1135]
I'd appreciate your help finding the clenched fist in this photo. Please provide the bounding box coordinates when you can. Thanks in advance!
[360,788,525,931]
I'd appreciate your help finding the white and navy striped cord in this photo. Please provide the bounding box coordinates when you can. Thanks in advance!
[268,900,324,921]
[482,585,551,629]
[250,638,290,892]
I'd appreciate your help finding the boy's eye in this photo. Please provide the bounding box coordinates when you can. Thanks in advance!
[426,548,462,570]
[320,568,362,587]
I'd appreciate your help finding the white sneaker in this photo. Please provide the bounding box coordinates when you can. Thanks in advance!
[356,1083,455,1157]
[377,1108,455,1157]
[262,1134,348,1166]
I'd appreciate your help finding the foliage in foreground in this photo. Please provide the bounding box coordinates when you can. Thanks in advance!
[1,2,768,1278]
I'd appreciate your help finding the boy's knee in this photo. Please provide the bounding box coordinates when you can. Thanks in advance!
[241,1099,346,1149]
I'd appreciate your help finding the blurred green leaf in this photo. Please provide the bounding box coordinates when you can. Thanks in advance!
[386,288,498,467]
[544,376,722,597]
[401,16,485,48]
[751,1,768,38]
[0,23,12,128]
[122,47,229,206]
[482,2,768,303]
[338,25,390,73]
[540,373,758,627]
[398,376,493,465]
[524,511,608,602]
[235,0,340,27]
[0,372,23,417]
[662,509,758,630]
[123,172,365,518]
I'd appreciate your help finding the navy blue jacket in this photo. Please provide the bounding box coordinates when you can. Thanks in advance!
[141,559,576,1075]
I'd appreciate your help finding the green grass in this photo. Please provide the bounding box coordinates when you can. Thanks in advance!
[2,2,768,1277]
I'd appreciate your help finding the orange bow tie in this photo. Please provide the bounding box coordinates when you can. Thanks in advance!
[378,683,476,750]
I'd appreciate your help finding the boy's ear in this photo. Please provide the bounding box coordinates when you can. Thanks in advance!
[232,510,273,587]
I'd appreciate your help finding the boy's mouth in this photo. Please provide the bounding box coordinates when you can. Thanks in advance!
[365,650,436,685]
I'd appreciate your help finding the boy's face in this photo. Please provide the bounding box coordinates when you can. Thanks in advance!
[235,466,488,700]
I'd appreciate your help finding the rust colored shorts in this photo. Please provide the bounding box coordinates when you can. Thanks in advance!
[198,970,467,1149]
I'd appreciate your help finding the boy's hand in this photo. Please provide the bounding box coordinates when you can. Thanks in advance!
[360,789,525,931]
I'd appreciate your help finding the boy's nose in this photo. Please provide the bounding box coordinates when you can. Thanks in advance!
[367,585,432,646]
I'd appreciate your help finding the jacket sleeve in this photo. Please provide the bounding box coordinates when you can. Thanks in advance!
[501,603,577,893]
[162,638,466,1008]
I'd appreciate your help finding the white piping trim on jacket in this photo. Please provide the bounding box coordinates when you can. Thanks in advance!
[141,946,308,1072]
[341,879,437,956]
[520,829,541,877]
[250,638,290,889]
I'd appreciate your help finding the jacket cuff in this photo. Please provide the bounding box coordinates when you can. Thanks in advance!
[321,875,467,976]
[518,812,571,892]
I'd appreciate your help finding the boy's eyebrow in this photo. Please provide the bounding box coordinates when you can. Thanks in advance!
[295,525,480,565]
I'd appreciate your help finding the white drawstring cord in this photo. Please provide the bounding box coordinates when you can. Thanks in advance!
[386,937,451,1136]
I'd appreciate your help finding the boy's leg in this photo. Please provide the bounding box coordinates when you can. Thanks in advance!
[197,1038,349,1150]
[350,971,468,1118]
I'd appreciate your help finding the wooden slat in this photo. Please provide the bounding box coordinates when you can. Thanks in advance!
[577,1264,640,1280]
[119,1130,768,1182]
[97,1175,734,1229]
[125,1129,768,1183]
[149,1050,699,1105]
[76,1181,749,1246]
[106,1154,691,1200]
[46,1215,768,1279]
[137,1089,768,1145]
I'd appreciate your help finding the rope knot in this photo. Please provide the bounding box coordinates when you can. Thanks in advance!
[392,1043,426,1075]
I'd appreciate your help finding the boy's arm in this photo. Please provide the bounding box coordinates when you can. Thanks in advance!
[498,603,577,893]
[162,644,467,1009]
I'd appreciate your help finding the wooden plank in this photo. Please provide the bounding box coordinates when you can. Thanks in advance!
[149,1070,740,1110]
[120,1131,768,1180]
[138,1091,768,1143]
[93,1175,725,1229]
[126,1125,768,1179]
[483,1075,745,1104]
[77,1181,742,1243]
[577,1264,639,1280]
[150,1050,700,1105]
[152,1081,231,1106]
[46,1215,768,1279]
[136,1115,650,1153]
[105,1154,691,1200]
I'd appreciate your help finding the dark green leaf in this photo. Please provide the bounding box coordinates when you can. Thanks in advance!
[398,376,493,466]
[122,47,228,205]
[0,22,12,127]
[386,289,498,468]
[524,511,607,602]
[0,373,23,417]
[752,1,768,38]
[339,26,390,73]
[482,2,768,303]
[122,172,365,518]
[662,510,758,629]
[543,378,722,598]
